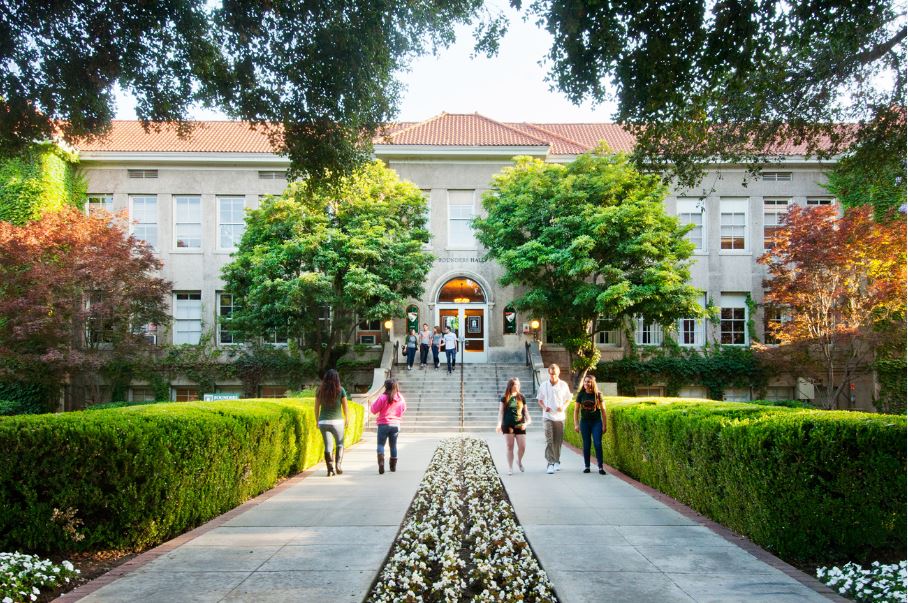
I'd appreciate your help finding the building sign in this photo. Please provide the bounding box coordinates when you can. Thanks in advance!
[406,304,419,333]
[503,305,517,334]
[435,257,488,263]
[203,393,240,401]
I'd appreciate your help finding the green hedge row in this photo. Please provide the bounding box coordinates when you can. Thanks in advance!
[564,397,906,566]
[0,398,363,553]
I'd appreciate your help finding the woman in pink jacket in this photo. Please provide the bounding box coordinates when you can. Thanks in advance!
[370,378,407,474]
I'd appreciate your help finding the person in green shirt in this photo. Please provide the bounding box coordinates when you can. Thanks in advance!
[496,377,531,475]
[572,373,607,475]
[314,369,349,477]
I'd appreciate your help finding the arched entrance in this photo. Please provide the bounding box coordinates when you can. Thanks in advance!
[435,277,488,363]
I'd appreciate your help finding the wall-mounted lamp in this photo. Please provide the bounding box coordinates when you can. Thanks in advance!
[384,319,393,342]
[530,319,541,343]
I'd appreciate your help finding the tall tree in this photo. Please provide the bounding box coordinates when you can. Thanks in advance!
[0,0,489,178]
[221,160,433,374]
[516,0,906,194]
[758,204,906,409]
[0,208,170,408]
[473,149,703,382]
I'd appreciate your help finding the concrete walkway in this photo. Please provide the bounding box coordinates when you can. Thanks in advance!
[67,433,449,603]
[485,430,842,603]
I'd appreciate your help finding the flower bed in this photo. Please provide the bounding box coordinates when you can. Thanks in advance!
[817,561,907,603]
[1,552,79,602]
[367,436,557,602]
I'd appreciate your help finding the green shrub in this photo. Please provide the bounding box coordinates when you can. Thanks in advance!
[0,397,364,553]
[0,381,56,415]
[565,397,906,566]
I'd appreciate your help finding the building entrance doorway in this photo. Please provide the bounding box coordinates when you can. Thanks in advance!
[435,277,487,364]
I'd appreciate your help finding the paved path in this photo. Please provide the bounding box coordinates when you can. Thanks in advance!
[69,433,449,603]
[484,430,841,603]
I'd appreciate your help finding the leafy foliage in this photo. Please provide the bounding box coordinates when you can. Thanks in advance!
[758,205,907,409]
[0,1,488,179]
[0,208,170,408]
[874,358,907,415]
[0,143,86,225]
[222,161,432,375]
[474,150,702,380]
[564,397,907,566]
[0,397,364,553]
[518,0,906,193]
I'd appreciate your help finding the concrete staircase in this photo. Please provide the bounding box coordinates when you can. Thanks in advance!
[390,363,538,432]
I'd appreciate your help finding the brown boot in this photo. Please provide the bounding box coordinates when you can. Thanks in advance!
[335,447,344,475]
[377,453,385,474]
[389,457,397,472]
[324,452,335,477]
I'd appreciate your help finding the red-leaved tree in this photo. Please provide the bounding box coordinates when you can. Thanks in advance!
[0,208,171,409]
[757,205,906,409]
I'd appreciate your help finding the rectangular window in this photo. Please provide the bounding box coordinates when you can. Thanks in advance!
[761,172,791,181]
[259,386,288,398]
[130,195,158,249]
[720,198,748,250]
[87,194,113,215]
[173,292,202,345]
[636,386,665,397]
[218,196,246,250]
[723,388,751,401]
[596,329,619,345]
[130,387,157,403]
[806,197,835,206]
[764,386,794,401]
[634,317,663,346]
[676,199,705,251]
[264,330,289,345]
[258,170,287,180]
[677,294,706,347]
[677,386,708,399]
[448,190,476,248]
[764,306,784,345]
[762,198,790,250]
[174,195,202,248]
[218,292,236,345]
[174,386,198,402]
[720,293,747,345]
[128,169,158,179]
[357,319,382,345]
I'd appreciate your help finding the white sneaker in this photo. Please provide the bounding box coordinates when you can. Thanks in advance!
[546,464,555,474]
[507,468,513,475]
[554,462,561,472]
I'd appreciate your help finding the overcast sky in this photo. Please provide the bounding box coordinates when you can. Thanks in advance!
[115,6,618,124]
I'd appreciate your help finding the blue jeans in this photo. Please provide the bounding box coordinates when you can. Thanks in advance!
[406,346,416,368]
[445,349,456,372]
[431,344,440,368]
[377,424,400,457]
[579,417,604,468]
[419,343,430,365]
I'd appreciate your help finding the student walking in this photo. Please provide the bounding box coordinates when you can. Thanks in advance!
[443,327,458,374]
[537,364,571,474]
[496,377,531,475]
[314,369,349,477]
[418,323,432,369]
[405,329,418,370]
[431,327,442,370]
[573,373,608,475]
[370,378,407,474]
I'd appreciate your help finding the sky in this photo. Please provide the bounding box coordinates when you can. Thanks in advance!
[114,6,618,124]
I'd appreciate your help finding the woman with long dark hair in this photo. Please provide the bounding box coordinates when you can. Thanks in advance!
[369,378,407,474]
[314,369,349,477]
[496,377,530,475]
[572,373,607,474]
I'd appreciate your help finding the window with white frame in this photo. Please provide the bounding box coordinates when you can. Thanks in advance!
[763,198,790,250]
[636,386,665,397]
[173,292,202,345]
[596,327,620,345]
[634,317,663,346]
[174,196,202,248]
[764,386,794,401]
[677,386,708,399]
[723,388,751,401]
[217,292,236,344]
[87,194,113,215]
[447,190,477,248]
[676,199,705,252]
[806,197,835,206]
[218,196,246,250]
[761,172,792,181]
[720,293,747,345]
[677,293,706,347]
[720,198,748,250]
[264,329,289,345]
[130,195,158,249]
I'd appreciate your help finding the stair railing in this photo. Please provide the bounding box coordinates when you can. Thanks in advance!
[459,336,465,432]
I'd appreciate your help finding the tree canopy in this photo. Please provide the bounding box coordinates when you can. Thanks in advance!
[0,0,488,178]
[221,160,433,374]
[517,0,906,200]
[473,149,703,379]
[758,204,906,409]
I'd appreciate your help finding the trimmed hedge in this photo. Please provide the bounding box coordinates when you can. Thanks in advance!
[0,397,363,553]
[564,397,906,566]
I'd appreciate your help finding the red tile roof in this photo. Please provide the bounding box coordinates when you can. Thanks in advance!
[377,113,550,147]
[75,120,277,153]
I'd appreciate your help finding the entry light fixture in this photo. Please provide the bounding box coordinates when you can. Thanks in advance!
[383,319,393,330]
[453,296,470,304]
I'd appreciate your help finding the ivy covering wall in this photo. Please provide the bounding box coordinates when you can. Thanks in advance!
[874,358,907,415]
[0,143,85,224]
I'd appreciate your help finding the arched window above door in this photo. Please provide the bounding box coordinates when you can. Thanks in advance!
[437,277,486,303]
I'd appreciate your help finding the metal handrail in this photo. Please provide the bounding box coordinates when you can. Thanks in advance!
[459,338,465,432]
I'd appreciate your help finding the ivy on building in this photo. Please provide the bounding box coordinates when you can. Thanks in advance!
[873,358,907,415]
[0,143,85,224]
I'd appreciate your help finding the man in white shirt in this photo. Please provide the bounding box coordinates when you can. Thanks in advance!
[442,327,458,374]
[537,364,571,474]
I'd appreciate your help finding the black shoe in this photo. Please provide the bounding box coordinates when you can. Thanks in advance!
[583,467,591,473]
[599,467,607,475]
